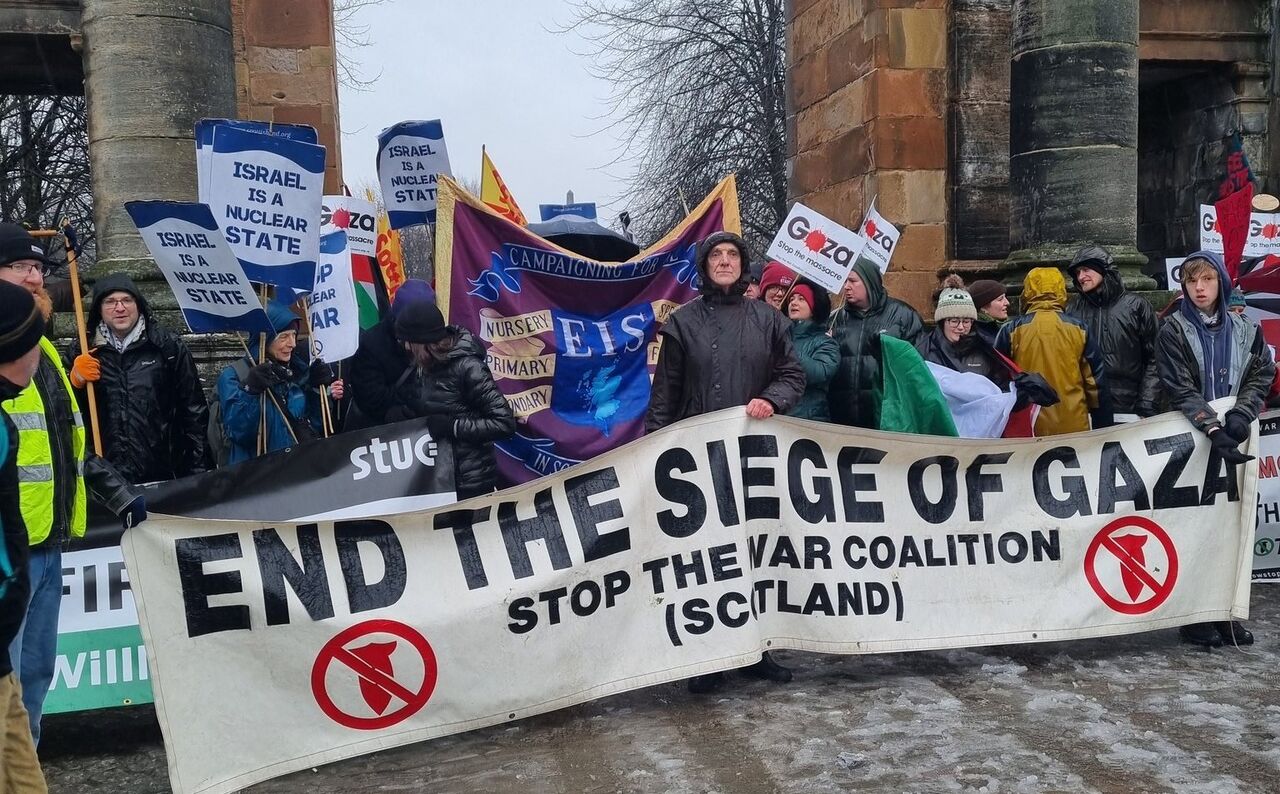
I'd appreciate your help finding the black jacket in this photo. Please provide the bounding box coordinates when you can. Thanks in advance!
[69,273,209,483]
[351,315,417,426]
[0,377,30,678]
[828,261,924,428]
[404,328,515,497]
[1066,266,1160,416]
[918,327,1011,390]
[1156,312,1275,433]
[646,292,805,431]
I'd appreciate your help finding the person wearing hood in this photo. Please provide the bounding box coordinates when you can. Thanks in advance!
[394,302,515,500]
[65,273,209,483]
[827,257,924,428]
[646,230,804,693]
[995,268,1107,436]
[968,279,1009,346]
[1156,250,1274,648]
[1065,246,1160,418]
[0,225,143,747]
[216,300,344,464]
[350,278,435,428]
[786,280,838,420]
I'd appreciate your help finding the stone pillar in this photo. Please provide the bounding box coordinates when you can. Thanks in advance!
[1006,0,1150,285]
[82,0,237,281]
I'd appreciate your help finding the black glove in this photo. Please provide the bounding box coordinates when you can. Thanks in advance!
[426,414,453,440]
[121,496,147,530]
[1223,410,1252,444]
[244,362,288,395]
[1135,403,1159,419]
[309,360,337,388]
[1012,372,1060,408]
[1210,427,1254,465]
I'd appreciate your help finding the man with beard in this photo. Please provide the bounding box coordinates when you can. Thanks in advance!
[0,223,143,746]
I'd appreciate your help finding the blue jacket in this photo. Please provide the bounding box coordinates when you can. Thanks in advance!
[217,301,323,464]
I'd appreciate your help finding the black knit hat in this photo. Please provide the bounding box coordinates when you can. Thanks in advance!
[394,301,449,343]
[0,280,46,364]
[0,223,51,269]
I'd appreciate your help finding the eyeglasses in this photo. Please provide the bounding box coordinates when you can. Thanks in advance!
[102,297,136,309]
[943,318,974,327]
[3,261,47,278]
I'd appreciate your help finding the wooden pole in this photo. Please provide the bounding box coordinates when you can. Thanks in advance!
[237,336,298,447]
[257,284,269,456]
[61,223,104,456]
[297,296,333,437]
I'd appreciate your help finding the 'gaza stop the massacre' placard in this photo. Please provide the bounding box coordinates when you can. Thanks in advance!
[125,404,1255,794]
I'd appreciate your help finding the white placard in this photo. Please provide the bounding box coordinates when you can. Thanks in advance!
[765,203,868,293]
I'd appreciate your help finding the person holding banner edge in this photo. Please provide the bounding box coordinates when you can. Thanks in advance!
[393,301,515,499]
[0,223,144,747]
[0,281,49,792]
[216,300,344,464]
[645,230,805,693]
[1156,249,1275,648]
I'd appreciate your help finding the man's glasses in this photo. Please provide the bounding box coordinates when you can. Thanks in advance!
[3,261,49,278]
[102,297,136,310]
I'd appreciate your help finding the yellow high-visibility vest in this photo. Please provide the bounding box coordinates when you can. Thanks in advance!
[0,337,86,544]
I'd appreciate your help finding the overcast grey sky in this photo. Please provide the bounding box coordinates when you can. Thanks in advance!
[337,0,633,223]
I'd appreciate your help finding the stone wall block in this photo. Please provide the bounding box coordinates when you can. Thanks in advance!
[1010,45,1138,153]
[243,0,331,48]
[1011,147,1138,247]
[797,80,866,152]
[866,68,946,120]
[887,8,946,69]
[792,51,831,112]
[869,117,947,169]
[247,46,299,74]
[1012,0,1138,52]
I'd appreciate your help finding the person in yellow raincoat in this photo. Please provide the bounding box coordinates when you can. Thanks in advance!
[994,267,1109,435]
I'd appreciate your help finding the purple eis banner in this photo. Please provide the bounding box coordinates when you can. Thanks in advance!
[440,178,740,486]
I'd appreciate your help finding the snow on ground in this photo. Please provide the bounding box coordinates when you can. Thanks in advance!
[41,589,1280,793]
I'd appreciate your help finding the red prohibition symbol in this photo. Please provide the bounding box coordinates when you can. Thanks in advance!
[311,619,438,730]
[1084,516,1179,615]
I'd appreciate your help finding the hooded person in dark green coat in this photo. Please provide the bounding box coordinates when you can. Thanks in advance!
[785,280,838,421]
[828,257,924,427]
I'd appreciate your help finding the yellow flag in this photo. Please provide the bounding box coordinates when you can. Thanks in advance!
[480,148,528,225]
[366,188,407,306]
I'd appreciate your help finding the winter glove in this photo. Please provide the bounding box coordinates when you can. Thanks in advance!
[243,362,288,395]
[426,414,454,440]
[1012,372,1060,408]
[70,349,101,388]
[1090,408,1115,430]
[120,496,147,530]
[308,360,337,388]
[1135,403,1159,419]
[1223,410,1253,444]
[1209,427,1254,466]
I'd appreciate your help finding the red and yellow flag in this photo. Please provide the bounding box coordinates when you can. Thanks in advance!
[480,148,527,225]
[366,188,406,309]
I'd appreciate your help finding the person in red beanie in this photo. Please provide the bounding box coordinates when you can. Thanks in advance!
[757,261,796,312]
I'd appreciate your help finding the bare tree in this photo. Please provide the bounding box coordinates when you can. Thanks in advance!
[332,0,387,90]
[0,94,94,265]
[562,0,787,253]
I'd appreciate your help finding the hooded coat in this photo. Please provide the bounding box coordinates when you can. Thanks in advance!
[646,231,805,431]
[402,327,515,498]
[67,273,209,483]
[787,284,838,421]
[1155,250,1276,433]
[995,268,1105,436]
[1065,247,1161,416]
[826,258,924,428]
[0,376,30,679]
[216,301,323,464]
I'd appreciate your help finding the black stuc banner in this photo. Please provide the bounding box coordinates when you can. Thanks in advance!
[145,418,457,523]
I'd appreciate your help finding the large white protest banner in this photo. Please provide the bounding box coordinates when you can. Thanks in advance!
[307,230,360,363]
[1198,204,1280,258]
[1253,410,1280,580]
[125,201,271,334]
[377,119,452,228]
[321,195,378,257]
[125,406,1255,794]
[765,203,868,294]
[206,125,325,291]
[858,198,901,273]
[195,119,318,205]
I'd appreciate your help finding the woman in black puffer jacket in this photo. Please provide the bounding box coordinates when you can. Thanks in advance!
[395,303,516,499]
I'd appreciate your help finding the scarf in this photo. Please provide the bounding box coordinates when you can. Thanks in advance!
[100,316,146,354]
[1176,251,1235,401]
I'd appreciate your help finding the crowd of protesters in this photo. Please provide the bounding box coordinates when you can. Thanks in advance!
[0,214,1274,779]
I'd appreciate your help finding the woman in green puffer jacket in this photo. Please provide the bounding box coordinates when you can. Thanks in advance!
[785,279,839,421]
